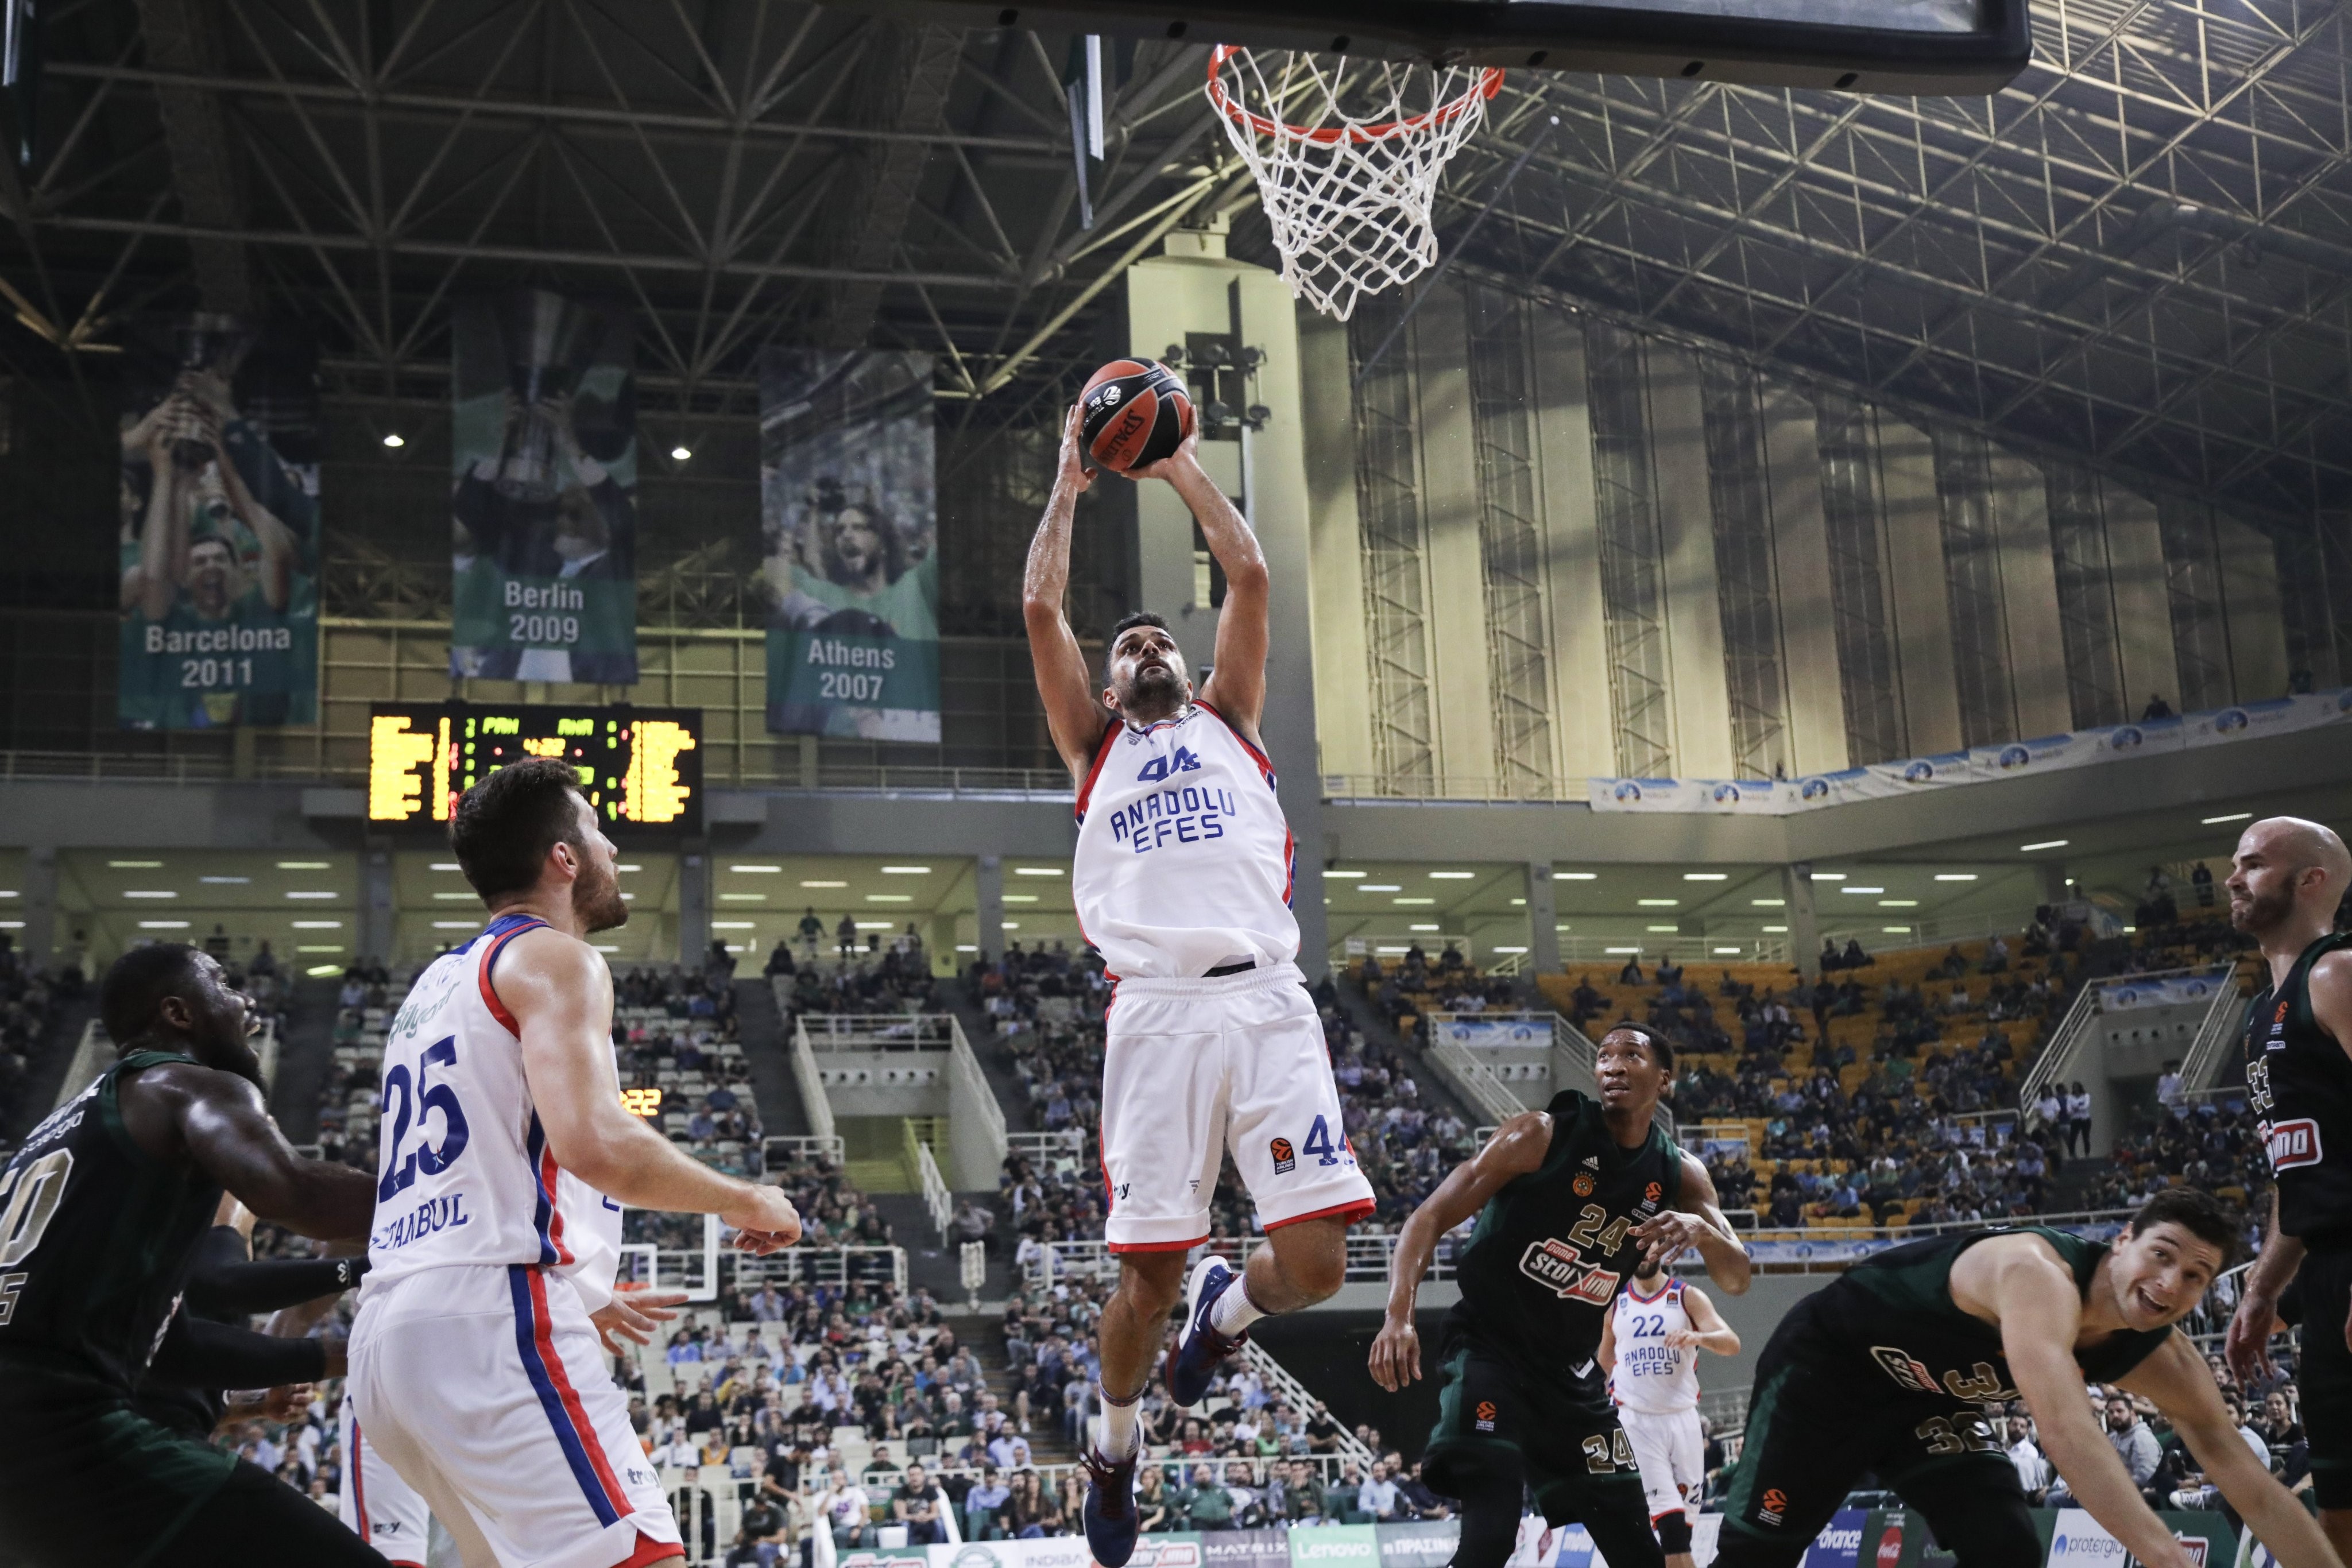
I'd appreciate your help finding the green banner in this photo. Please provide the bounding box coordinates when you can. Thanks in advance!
[761,350,938,742]
[117,316,320,728]
[449,289,639,685]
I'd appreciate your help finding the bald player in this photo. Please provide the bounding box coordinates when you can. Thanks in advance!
[2223,816,2352,1555]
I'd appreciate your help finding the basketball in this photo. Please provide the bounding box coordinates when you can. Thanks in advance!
[1078,359,1193,471]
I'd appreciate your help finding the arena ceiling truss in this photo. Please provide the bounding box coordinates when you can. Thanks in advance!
[3,0,2352,523]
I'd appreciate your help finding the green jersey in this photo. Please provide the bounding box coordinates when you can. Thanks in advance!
[0,1052,223,1390]
[1446,1089,1682,1377]
[1801,1225,2172,1400]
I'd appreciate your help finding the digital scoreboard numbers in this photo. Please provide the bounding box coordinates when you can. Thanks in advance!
[367,703,702,834]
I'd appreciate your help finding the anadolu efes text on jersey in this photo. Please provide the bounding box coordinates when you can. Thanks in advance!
[362,913,618,1295]
[1072,701,1298,980]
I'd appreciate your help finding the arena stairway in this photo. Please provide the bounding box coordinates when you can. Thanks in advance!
[1327,970,1481,1127]
[2,986,95,1143]
[268,977,344,1141]
[733,976,813,1139]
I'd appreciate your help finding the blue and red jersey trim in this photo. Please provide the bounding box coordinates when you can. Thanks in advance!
[508,1264,633,1527]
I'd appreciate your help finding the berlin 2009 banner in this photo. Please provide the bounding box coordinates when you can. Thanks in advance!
[760,349,940,742]
[450,289,640,685]
[117,315,322,729]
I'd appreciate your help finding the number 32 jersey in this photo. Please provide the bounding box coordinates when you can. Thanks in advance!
[365,913,619,1292]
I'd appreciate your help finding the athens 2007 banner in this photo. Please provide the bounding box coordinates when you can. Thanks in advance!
[118,316,322,727]
[449,290,639,684]
[761,350,939,741]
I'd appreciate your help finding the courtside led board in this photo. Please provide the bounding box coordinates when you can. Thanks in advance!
[813,0,2030,91]
[368,703,702,834]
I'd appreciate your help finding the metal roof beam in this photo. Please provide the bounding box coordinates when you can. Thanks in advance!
[132,0,252,311]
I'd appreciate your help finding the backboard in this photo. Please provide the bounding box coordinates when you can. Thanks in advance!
[818,0,2032,95]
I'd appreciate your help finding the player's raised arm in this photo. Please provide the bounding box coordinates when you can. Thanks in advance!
[1631,1150,1753,1294]
[1023,405,1111,779]
[1980,1242,2199,1568]
[2120,1334,2346,1568]
[502,929,800,1251]
[1370,1111,1552,1391]
[1131,426,1270,740]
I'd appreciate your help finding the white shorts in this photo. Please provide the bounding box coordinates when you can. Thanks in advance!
[1618,1404,1704,1523]
[341,1392,434,1567]
[1100,962,1376,1250]
[349,1264,680,1568]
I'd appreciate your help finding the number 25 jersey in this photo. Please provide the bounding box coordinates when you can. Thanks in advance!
[365,913,610,1290]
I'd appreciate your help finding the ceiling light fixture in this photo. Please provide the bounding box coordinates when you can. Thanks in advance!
[109,860,162,869]
[1682,873,1727,881]
[880,865,932,874]
[730,865,782,874]
[277,861,330,870]
[199,875,250,885]
[291,920,343,929]
[1810,872,1846,881]
[800,880,846,888]
[1752,898,1785,907]
[1324,870,1365,879]
[1933,873,1978,881]
[1636,898,1678,907]
[1015,867,1063,877]
[382,432,405,448]
[1429,871,1476,880]
[1558,872,1597,881]
[670,444,693,462]
[2202,812,2251,824]
[2020,839,2068,852]
[1840,886,1885,895]
[123,891,177,899]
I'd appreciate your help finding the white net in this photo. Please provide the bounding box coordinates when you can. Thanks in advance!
[1206,47,1502,322]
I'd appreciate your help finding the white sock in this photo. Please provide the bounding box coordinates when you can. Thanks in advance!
[1208,1274,1266,1337]
[1098,1386,1143,1459]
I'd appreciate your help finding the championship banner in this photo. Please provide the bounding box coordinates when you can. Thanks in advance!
[1592,688,2352,815]
[449,289,639,684]
[761,350,939,741]
[117,315,320,727]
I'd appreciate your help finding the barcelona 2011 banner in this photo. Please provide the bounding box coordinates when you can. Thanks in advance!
[450,289,639,684]
[760,350,939,742]
[118,315,322,728]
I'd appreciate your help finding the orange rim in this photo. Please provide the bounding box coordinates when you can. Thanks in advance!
[1206,45,1502,147]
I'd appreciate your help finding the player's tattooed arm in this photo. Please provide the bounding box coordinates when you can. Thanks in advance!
[1023,406,1111,781]
[1630,1151,1751,1294]
[121,1062,376,1240]
[2119,1333,2343,1568]
[1131,424,1270,742]
[1979,1240,2199,1568]
[1368,1111,1553,1391]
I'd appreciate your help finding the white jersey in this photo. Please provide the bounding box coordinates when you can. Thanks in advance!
[1611,1277,1701,1414]
[364,913,606,1290]
[1072,700,1298,979]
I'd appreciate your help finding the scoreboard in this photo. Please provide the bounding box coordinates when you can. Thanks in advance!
[368,703,702,834]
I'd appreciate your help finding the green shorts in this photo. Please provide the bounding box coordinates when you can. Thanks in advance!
[1422,1331,1651,1528]
[0,1357,238,1567]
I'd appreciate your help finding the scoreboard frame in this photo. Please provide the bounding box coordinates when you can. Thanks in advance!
[366,702,703,836]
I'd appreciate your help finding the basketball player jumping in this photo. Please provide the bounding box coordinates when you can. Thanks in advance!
[347,758,801,1568]
[1368,1025,1749,1568]
[1025,405,1377,1568]
[1599,1254,1739,1568]
[2222,816,2352,1556]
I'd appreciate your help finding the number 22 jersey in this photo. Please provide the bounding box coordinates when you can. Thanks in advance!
[364,913,619,1292]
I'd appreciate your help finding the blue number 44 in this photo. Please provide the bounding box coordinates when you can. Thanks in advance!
[378,1036,473,1201]
[1302,1115,1341,1167]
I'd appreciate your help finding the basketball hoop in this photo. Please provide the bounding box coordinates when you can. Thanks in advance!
[1206,45,1502,322]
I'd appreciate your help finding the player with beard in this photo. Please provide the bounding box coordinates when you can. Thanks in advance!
[346,757,803,1568]
[1025,406,1377,1568]
[2221,816,2352,1557]
[0,944,382,1566]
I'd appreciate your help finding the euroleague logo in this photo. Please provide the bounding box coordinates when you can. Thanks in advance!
[1758,1488,1787,1526]
[1270,1137,1297,1175]
[1474,1400,1497,1432]
[1572,1173,1596,1197]
[1645,1181,1664,1203]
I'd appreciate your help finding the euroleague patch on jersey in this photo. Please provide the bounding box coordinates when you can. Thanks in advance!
[1475,1400,1498,1431]
[1270,1137,1297,1174]
[2266,1117,2324,1170]
[1572,1172,1596,1196]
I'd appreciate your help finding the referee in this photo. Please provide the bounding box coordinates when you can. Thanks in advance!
[2223,816,2352,1559]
